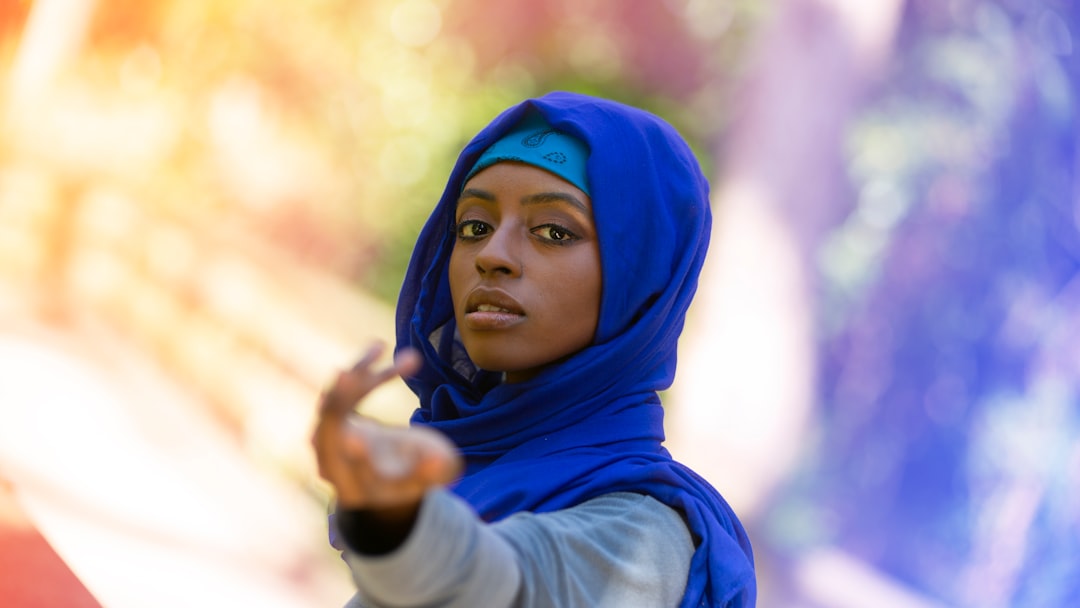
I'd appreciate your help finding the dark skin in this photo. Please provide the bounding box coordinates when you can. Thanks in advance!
[312,163,600,533]
[310,343,461,528]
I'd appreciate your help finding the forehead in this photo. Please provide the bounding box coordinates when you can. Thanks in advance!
[457,162,593,212]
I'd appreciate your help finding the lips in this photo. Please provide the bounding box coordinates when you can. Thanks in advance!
[463,288,526,330]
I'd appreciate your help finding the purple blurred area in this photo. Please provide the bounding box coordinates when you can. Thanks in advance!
[1,1,1077,606]
[761,2,1080,606]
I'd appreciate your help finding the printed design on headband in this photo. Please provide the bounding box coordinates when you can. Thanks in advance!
[522,128,557,148]
[543,152,567,164]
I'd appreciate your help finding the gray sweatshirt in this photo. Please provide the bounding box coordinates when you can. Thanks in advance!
[339,488,694,607]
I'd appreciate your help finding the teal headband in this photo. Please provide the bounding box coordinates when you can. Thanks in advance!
[463,112,591,195]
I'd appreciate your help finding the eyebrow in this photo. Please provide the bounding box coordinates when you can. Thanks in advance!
[458,188,590,215]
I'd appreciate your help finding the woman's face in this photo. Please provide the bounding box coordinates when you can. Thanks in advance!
[449,162,601,383]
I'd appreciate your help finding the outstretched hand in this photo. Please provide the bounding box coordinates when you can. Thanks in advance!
[312,343,461,520]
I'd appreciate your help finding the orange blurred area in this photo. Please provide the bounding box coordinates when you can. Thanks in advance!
[0,480,101,608]
[0,0,987,606]
[0,316,358,606]
[0,0,461,605]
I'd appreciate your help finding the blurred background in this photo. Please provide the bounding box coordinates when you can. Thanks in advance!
[0,0,1077,606]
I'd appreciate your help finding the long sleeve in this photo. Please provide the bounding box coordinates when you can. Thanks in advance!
[340,488,520,608]
[337,489,694,608]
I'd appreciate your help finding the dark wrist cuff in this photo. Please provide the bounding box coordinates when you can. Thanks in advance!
[336,506,418,556]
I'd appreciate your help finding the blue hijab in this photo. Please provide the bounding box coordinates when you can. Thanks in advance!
[396,91,756,607]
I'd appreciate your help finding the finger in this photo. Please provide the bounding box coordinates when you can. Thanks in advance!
[333,425,381,505]
[324,343,384,408]
[313,416,384,506]
[350,341,386,372]
[360,347,422,390]
[393,348,423,378]
[329,348,423,412]
[347,422,460,484]
[342,416,418,482]
[325,344,418,414]
[330,422,463,510]
[310,346,432,509]
[412,428,463,484]
[320,362,383,418]
[337,420,426,509]
[312,410,358,478]
[313,380,366,473]
[312,345,398,488]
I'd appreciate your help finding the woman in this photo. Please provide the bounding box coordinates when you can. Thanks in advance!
[313,91,756,607]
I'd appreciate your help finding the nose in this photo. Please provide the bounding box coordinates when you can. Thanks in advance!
[474,225,521,277]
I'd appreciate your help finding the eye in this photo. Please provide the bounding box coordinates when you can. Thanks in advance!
[532,224,578,243]
[456,219,491,240]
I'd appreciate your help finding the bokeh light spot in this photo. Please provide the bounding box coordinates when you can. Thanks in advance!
[389,0,443,47]
[119,44,163,95]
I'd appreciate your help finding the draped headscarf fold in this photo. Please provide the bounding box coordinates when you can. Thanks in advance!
[396,91,756,607]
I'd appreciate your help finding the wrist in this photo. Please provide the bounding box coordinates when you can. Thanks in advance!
[336,500,422,556]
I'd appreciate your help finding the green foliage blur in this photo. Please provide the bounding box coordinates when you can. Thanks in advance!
[2,0,753,304]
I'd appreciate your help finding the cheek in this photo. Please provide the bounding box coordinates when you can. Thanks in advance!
[583,273,603,321]
[448,247,466,308]
[569,250,603,322]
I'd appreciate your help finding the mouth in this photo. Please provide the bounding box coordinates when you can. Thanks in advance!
[472,303,520,314]
[465,288,524,315]
[463,289,526,330]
